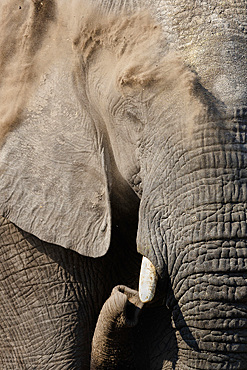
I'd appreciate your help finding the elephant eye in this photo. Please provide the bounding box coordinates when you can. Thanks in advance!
[112,98,146,133]
[125,110,144,132]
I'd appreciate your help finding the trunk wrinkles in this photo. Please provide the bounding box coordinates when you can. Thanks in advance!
[138,107,247,367]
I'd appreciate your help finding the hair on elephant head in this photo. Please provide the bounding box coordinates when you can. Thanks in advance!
[1,0,247,369]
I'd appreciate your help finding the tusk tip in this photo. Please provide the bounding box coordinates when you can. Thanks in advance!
[139,290,155,303]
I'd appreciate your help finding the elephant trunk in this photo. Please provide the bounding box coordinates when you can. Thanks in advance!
[137,105,247,366]
[168,238,247,368]
[138,105,247,273]
[90,285,143,369]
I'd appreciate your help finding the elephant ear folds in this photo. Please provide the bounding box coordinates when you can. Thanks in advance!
[0,61,111,258]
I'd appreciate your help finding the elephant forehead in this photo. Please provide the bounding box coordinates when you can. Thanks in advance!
[155,0,247,104]
[157,0,247,45]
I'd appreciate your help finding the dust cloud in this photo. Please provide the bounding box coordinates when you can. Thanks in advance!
[0,0,200,143]
[0,0,58,141]
[72,5,197,92]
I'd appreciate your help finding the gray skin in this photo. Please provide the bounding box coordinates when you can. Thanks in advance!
[0,0,247,369]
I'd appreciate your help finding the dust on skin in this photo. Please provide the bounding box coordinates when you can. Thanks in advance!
[0,0,203,144]
[0,0,57,140]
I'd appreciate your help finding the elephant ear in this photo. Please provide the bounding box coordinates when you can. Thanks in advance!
[0,59,111,257]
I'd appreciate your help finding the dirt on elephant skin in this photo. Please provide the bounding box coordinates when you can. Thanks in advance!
[0,0,201,143]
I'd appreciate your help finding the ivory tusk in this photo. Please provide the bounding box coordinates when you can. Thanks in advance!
[138,256,158,303]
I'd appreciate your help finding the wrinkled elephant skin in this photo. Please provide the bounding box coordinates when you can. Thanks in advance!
[0,1,247,369]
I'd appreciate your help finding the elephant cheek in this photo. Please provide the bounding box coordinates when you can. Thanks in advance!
[136,188,168,279]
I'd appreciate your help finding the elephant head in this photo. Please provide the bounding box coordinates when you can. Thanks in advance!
[0,0,247,368]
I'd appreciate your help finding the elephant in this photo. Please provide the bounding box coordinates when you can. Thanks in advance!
[0,0,247,368]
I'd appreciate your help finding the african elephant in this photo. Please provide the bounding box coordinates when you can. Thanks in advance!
[0,0,247,369]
